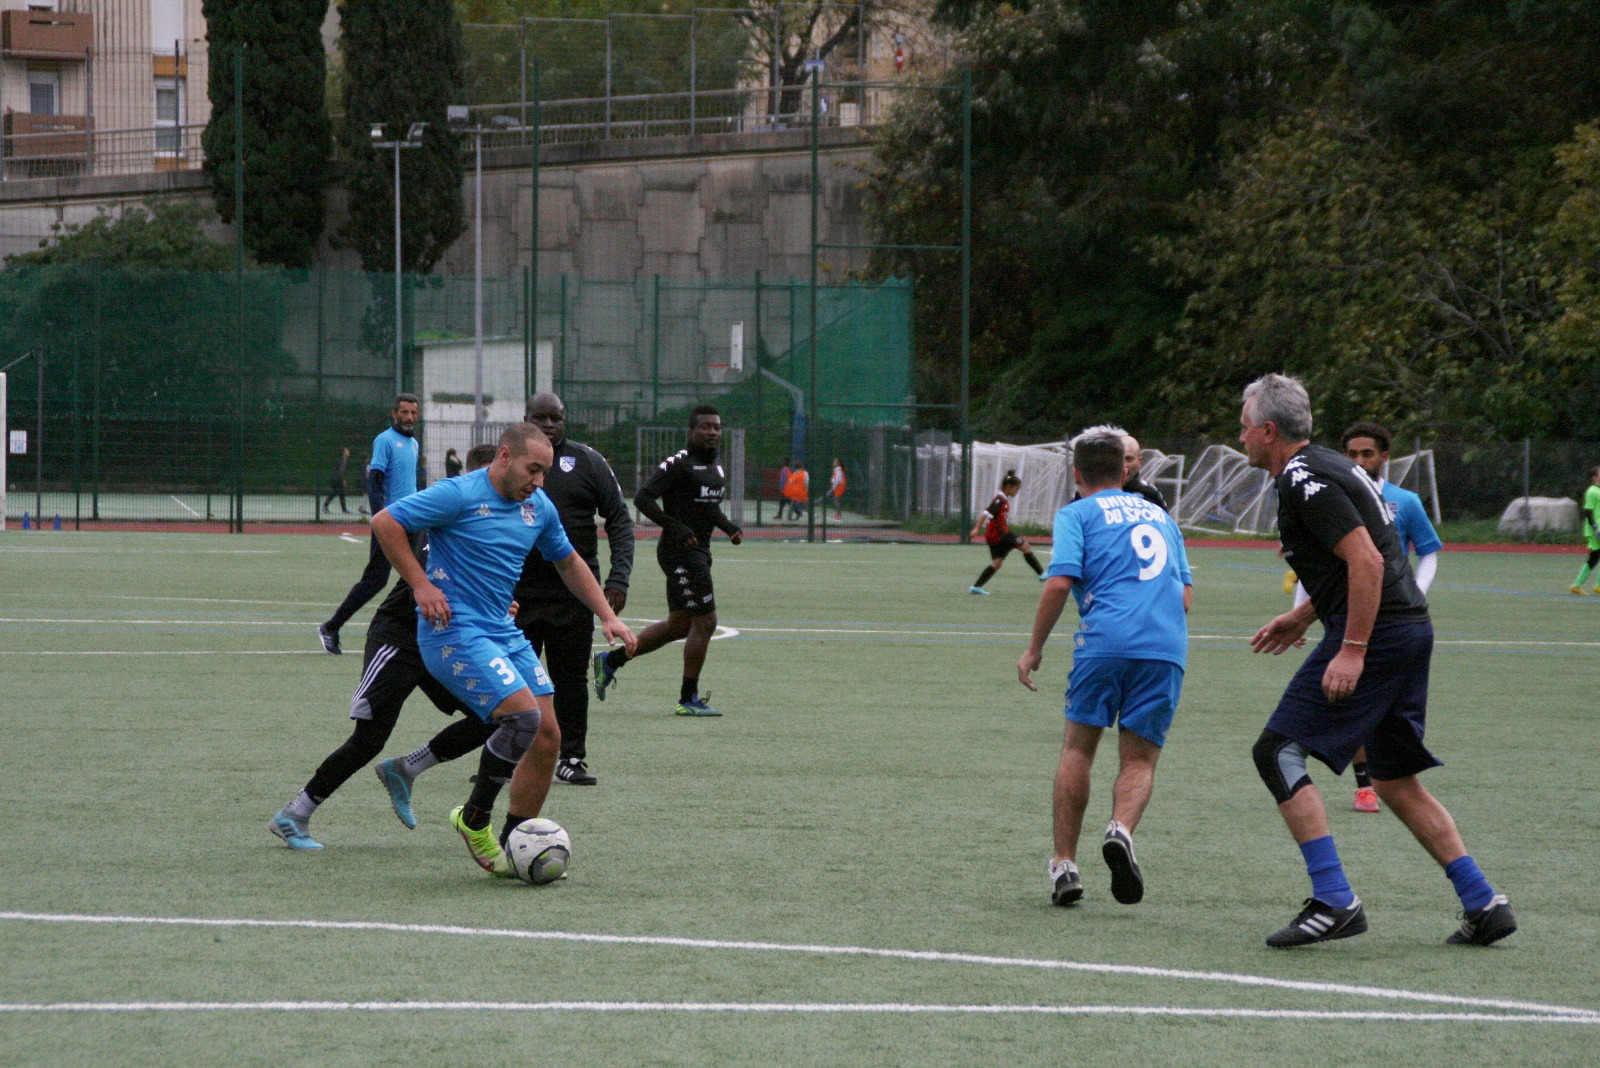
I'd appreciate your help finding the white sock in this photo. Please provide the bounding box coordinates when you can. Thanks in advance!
[286,790,318,821]
[401,745,438,779]
[1107,820,1130,838]
[1049,858,1079,879]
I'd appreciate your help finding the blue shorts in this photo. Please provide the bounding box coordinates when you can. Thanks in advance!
[1267,616,1439,780]
[417,618,554,723]
[1065,658,1184,748]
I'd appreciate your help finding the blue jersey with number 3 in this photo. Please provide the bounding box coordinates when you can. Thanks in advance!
[1048,489,1192,668]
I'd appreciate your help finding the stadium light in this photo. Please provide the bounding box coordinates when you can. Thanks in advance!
[372,123,429,395]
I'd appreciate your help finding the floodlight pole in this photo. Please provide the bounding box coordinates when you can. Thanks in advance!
[372,124,426,397]
[958,68,972,543]
[807,64,820,544]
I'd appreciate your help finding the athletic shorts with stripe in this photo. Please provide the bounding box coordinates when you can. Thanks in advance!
[418,617,554,723]
[349,636,467,727]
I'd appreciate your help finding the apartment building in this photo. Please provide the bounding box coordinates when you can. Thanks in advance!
[1,0,209,179]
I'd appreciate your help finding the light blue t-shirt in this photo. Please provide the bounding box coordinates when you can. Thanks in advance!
[384,468,574,628]
[370,426,420,507]
[1380,481,1442,557]
[1048,489,1192,668]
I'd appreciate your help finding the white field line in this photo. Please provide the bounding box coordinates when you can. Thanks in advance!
[339,534,364,544]
[0,1000,1593,1024]
[0,548,279,554]
[2,912,1593,1020]
[0,618,313,627]
[168,496,204,519]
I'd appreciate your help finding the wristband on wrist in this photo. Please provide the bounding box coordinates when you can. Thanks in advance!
[1342,638,1368,648]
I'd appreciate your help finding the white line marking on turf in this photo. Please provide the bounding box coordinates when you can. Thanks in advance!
[0,618,313,627]
[339,534,364,544]
[2,912,1592,1020]
[0,548,279,554]
[0,1000,1592,1024]
[168,496,204,519]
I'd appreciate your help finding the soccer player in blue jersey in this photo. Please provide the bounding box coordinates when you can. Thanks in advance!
[1018,425,1192,908]
[1243,373,1513,948]
[321,394,422,655]
[372,422,636,877]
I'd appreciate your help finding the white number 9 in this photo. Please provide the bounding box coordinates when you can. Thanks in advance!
[1130,523,1168,581]
[489,657,516,685]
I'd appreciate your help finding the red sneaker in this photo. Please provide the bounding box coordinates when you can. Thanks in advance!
[1353,786,1380,813]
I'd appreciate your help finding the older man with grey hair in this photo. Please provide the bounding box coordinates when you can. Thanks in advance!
[1241,372,1514,948]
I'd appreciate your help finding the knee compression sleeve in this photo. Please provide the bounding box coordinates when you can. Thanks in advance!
[485,708,542,764]
[1252,729,1313,804]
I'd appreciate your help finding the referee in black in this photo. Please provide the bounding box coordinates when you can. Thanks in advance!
[517,391,635,785]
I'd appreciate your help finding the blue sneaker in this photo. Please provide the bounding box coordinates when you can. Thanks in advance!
[375,758,417,829]
[675,694,723,717]
[593,650,620,702]
[968,585,989,595]
[268,809,324,851]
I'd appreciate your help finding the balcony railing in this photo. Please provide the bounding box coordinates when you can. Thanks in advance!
[1,9,92,58]
[0,122,204,182]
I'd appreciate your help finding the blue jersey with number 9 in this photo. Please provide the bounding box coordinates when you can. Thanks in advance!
[1048,489,1192,668]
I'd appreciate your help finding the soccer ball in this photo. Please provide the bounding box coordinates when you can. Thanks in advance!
[506,818,571,885]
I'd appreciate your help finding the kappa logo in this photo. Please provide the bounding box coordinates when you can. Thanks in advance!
[559,455,576,472]
[476,504,492,517]
[674,566,687,575]
[520,501,537,526]
[477,695,490,707]
[465,678,477,690]
[441,646,455,658]
[431,567,448,580]
[452,662,465,675]
[1289,469,1312,486]
[1302,481,1326,499]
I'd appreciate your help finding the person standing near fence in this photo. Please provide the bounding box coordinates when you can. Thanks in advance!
[509,391,635,786]
[319,394,421,655]
[1571,466,1600,595]
[783,461,809,520]
[323,447,352,514]
[829,458,847,519]
[777,458,794,520]
[593,405,743,718]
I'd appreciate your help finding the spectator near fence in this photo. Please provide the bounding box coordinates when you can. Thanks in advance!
[322,447,352,514]
[829,458,847,519]
[777,458,794,520]
[783,462,809,519]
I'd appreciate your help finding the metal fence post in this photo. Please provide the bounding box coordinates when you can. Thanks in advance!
[233,43,246,533]
[754,269,763,526]
[604,18,613,137]
[689,14,697,132]
[651,274,661,418]
[958,68,973,542]
[807,65,819,543]
[1522,436,1531,542]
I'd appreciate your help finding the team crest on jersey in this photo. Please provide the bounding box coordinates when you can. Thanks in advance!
[560,455,576,472]
[521,501,538,525]
[476,504,492,517]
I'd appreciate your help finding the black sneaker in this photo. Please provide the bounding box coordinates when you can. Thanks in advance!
[1266,897,1368,948]
[1101,823,1144,905]
[1050,862,1083,907]
[317,623,341,655]
[1446,894,1516,946]
[554,757,597,786]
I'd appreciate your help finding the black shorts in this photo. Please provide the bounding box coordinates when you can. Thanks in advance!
[988,532,1021,558]
[349,636,468,725]
[1267,616,1440,780]
[660,548,715,616]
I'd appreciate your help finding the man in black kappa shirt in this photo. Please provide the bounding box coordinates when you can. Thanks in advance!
[271,446,506,851]
[513,391,634,785]
[593,404,742,717]
[1241,373,1515,949]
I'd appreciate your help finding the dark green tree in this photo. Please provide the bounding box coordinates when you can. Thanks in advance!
[201,0,331,268]
[337,0,466,275]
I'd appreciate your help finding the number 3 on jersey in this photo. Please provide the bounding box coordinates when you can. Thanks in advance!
[1130,523,1168,581]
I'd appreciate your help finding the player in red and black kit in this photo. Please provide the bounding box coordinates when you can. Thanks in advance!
[593,404,743,716]
[968,470,1045,594]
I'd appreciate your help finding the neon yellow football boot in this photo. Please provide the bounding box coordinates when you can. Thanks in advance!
[449,806,514,878]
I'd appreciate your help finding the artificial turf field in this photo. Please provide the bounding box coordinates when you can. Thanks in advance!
[0,531,1597,1066]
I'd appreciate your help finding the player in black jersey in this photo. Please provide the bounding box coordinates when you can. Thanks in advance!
[967,470,1045,593]
[269,445,503,850]
[593,404,742,717]
[1240,373,1514,948]
[1120,435,1168,510]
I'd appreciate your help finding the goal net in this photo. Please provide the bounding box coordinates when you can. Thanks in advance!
[968,442,1187,530]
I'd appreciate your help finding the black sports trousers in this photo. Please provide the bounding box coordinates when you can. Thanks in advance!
[516,599,596,762]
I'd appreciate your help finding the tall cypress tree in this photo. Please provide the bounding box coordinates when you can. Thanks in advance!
[337,0,466,274]
[201,0,331,268]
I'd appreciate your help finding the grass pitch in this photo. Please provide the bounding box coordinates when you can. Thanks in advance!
[0,531,1597,1066]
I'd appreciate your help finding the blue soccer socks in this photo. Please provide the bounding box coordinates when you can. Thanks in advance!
[1444,855,1497,913]
[1299,835,1355,908]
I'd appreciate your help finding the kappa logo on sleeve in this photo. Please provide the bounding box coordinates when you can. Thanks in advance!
[1302,481,1325,499]
[1289,469,1312,485]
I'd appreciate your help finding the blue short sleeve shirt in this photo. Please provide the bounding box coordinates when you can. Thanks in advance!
[384,469,574,628]
[1048,489,1191,668]
[1380,481,1442,558]
[370,427,420,507]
